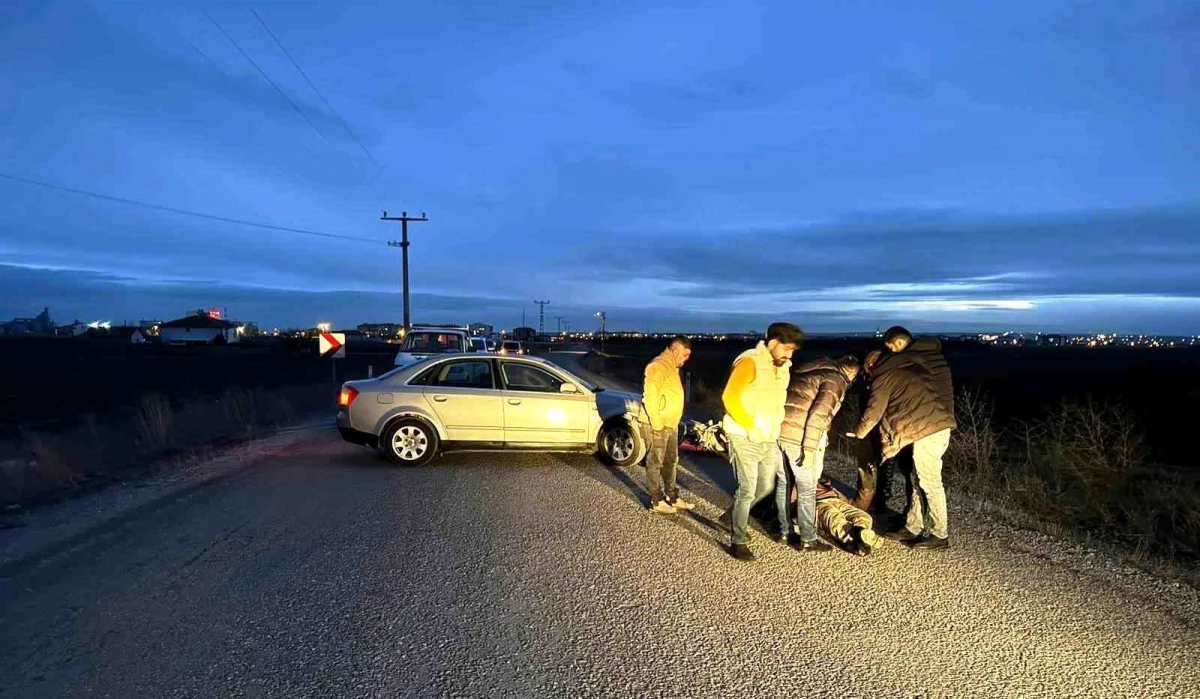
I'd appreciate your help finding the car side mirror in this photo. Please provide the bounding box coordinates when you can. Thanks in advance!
[560,383,580,394]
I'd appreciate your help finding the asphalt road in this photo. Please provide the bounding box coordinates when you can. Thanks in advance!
[1,356,1198,698]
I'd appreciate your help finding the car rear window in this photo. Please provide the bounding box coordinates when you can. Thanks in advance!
[402,332,465,353]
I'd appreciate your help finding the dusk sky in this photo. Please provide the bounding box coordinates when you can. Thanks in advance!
[2,1,1198,333]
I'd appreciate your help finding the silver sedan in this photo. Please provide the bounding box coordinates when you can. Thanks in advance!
[336,354,647,467]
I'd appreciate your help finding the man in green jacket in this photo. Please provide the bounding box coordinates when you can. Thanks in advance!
[849,326,957,550]
[640,336,694,514]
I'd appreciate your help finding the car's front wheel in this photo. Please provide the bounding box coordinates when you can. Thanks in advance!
[381,418,439,466]
[598,419,645,467]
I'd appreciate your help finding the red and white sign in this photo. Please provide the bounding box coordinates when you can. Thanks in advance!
[318,332,345,359]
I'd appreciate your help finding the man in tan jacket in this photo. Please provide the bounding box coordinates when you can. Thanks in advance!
[640,336,694,514]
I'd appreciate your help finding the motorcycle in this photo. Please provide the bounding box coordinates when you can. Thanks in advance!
[678,419,728,455]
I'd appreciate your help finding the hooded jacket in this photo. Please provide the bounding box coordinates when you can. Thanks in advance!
[779,358,852,451]
[853,341,956,458]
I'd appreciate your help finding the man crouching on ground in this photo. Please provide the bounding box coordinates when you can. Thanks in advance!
[720,322,803,562]
[640,336,695,514]
[778,354,860,552]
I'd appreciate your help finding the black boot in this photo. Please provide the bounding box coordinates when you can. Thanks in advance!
[909,535,950,550]
[729,543,755,561]
[883,528,920,542]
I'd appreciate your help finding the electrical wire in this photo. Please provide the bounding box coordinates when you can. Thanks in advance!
[203,10,344,160]
[0,171,379,243]
[251,9,381,168]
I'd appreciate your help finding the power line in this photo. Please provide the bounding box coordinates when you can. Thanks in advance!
[0,171,378,243]
[251,9,381,168]
[203,10,343,159]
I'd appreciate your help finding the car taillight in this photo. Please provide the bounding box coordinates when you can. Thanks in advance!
[338,386,359,407]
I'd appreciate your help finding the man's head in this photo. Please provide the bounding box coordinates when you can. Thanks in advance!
[863,350,883,377]
[837,354,860,383]
[667,336,692,366]
[765,322,803,366]
[882,326,913,353]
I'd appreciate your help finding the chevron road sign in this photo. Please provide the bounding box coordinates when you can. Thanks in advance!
[319,332,345,359]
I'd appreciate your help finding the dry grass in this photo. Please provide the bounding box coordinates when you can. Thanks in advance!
[134,393,175,451]
[1,383,335,508]
[947,387,1197,561]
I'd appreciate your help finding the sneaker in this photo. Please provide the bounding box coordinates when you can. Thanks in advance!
[667,496,696,511]
[649,500,677,515]
[883,528,920,542]
[908,535,950,550]
[854,527,881,556]
[729,544,755,561]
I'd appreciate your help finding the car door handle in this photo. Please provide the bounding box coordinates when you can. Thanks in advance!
[433,395,448,402]
[507,398,522,405]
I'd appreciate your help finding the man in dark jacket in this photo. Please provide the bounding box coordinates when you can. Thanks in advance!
[854,351,912,527]
[848,327,956,550]
[778,355,859,551]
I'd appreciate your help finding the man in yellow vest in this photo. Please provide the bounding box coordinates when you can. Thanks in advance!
[640,336,694,514]
[721,322,804,561]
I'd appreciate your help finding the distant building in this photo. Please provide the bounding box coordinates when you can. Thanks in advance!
[4,307,55,335]
[57,320,90,337]
[160,311,240,345]
[512,326,536,341]
[358,322,403,339]
[468,323,494,337]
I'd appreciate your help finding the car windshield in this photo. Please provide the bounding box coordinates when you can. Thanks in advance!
[538,359,600,393]
[402,332,464,353]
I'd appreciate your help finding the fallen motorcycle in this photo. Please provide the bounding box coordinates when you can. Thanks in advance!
[678,419,728,455]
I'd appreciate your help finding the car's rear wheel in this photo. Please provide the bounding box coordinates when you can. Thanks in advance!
[598,419,645,467]
[381,418,439,466]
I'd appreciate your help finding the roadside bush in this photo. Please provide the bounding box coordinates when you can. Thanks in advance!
[945,390,1196,560]
[0,383,332,508]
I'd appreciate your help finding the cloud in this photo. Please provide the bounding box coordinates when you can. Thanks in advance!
[5,261,1200,336]
[559,206,1200,302]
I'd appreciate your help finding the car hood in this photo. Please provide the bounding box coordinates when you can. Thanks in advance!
[595,389,643,420]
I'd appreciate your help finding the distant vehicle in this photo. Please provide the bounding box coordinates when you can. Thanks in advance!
[485,339,497,352]
[393,327,469,367]
[337,354,647,467]
[468,336,489,353]
[499,340,524,355]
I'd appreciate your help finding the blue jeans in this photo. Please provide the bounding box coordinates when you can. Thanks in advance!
[727,435,788,546]
[781,440,825,542]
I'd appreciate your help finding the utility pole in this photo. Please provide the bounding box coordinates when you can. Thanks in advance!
[381,210,428,332]
[534,300,549,334]
[595,311,607,353]
[555,315,564,333]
